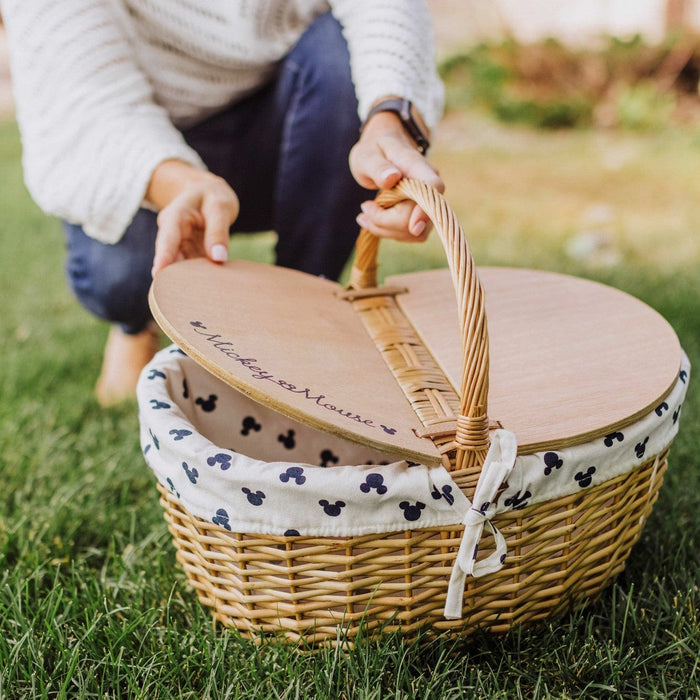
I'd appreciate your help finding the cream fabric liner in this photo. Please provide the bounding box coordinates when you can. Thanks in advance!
[139,345,689,538]
[139,346,689,619]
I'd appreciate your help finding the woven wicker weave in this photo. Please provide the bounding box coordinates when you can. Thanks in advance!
[158,450,666,642]
[153,179,677,644]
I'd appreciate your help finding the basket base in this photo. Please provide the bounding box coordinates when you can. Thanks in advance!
[157,450,668,645]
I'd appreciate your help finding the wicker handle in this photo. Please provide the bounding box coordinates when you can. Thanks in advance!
[349,179,490,468]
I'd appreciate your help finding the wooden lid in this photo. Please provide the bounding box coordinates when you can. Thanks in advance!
[150,259,681,462]
[388,266,682,452]
[149,259,443,465]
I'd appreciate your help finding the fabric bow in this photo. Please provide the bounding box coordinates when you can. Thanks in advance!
[444,429,518,619]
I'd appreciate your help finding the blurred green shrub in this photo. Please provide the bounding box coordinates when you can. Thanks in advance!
[439,35,698,130]
[613,81,677,129]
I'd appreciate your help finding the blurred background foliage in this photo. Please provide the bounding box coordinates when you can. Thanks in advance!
[440,33,700,130]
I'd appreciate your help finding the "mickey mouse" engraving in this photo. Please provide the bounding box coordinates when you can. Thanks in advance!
[187,320,399,434]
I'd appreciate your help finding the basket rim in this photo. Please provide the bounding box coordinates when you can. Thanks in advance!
[137,345,689,540]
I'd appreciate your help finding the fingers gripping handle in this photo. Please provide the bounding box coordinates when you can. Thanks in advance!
[349,179,490,469]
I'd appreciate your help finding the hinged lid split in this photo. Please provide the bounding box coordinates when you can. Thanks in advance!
[149,180,682,465]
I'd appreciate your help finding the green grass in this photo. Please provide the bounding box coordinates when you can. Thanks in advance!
[0,116,698,699]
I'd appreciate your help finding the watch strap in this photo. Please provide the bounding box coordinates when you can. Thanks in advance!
[361,98,430,155]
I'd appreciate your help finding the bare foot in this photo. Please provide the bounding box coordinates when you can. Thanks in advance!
[95,324,161,407]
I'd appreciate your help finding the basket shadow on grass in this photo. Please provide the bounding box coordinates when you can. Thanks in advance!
[0,118,697,697]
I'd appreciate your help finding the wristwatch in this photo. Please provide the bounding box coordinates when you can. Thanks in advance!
[360,98,430,155]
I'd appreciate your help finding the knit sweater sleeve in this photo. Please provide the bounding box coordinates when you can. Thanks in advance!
[329,0,444,132]
[1,0,206,243]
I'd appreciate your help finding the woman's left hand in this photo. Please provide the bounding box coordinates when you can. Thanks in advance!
[349,109,444,242]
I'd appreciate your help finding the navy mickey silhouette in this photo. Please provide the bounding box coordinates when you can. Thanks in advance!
[242,487,266,505]
[241,416,261,435]
[476,500,490,514]
[278,430,296,449]
[430,484,454,505]
[399,501,425,521]
[181,461,198,484]
[207,453,232,470]
[320,449,339,467]
[655,401,669,417]
[604,431,624,447]
[166,477,180,498]
[635,437,649,459]
[212,508,231,530]
[319,499,345,516]
[440,485,455,505]
[543,451,563,475]
[280,467,306,485]
[195,394,218,412]
[148,428,160,450]
[360,473,387,494]
[147,369,166,380]
[574,466,596,487]
[169,428,192,441]
[504,490,531,510]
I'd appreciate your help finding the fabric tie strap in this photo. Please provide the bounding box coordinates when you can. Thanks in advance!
[444,429,518,619]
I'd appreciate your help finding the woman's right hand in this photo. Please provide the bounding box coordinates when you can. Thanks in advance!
[147,159,240,277]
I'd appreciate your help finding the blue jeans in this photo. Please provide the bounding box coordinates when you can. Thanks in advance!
[64,12,368,334]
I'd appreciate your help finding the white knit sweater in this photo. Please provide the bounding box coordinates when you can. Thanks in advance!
[1,0,444,243]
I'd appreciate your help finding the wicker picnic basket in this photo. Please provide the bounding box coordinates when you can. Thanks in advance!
[139,179,689,645]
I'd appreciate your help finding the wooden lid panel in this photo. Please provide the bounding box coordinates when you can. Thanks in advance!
[389,267,681,451]
[150,259,442,465]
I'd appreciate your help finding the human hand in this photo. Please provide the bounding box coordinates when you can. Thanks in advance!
[349,109,444,242]
[147,160,240,276]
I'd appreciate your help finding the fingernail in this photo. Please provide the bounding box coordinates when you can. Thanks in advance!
[411,220,426,237]
[356,214,369,229]
[381,167,401,182]
[211,244,228,262]
[360,201,370,214]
